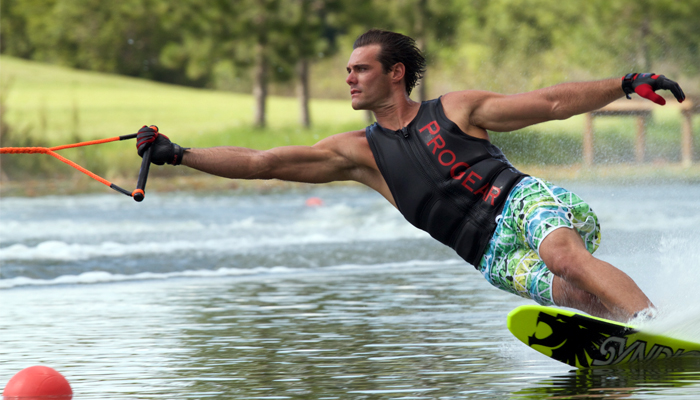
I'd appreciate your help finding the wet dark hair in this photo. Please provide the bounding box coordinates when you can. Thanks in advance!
[353,29,426,96]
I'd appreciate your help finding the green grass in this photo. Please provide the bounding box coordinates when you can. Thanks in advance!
[0,55,368,179]
[1,56,367,140]
[1,55,699,185]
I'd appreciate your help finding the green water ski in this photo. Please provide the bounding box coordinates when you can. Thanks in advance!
[508,305,700,368]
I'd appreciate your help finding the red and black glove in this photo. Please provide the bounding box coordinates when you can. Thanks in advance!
[621,73,685,105]
[136,125,187,166]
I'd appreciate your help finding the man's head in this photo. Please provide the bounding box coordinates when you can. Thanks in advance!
[353,29,426,96]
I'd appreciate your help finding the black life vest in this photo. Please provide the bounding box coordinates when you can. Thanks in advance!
[365,98,527,266]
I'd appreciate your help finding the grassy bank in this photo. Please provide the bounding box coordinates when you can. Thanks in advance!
[0,56,367,139]
[0,55,368,180]
[2,56,700,197]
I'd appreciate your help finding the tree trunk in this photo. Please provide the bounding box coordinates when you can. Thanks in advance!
[417,38,427,102]
[253,41,267,129]
[415,0,428,102]
[296,59,311,128]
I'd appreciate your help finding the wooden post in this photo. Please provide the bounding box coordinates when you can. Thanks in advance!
[587,97,696,167]
[584,113,594,167]
[681,110,694,167]
[635,115,646,163]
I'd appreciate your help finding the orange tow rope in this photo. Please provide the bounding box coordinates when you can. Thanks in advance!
[0,133,150,200]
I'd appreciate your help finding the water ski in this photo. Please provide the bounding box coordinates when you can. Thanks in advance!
[507,305,700,368]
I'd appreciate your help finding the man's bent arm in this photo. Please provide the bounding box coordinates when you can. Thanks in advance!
[463,78,624,132]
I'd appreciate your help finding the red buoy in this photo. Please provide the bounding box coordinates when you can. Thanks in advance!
[3,366,72,399]
[305,197,324,207]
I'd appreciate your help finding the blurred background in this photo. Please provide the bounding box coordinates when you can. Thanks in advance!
[1,0,700,192]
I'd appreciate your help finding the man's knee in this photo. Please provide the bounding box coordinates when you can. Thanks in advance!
[546,251,591,279]
[539,228,591,278]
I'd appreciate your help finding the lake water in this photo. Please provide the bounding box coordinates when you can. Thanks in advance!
[1,183,700,399]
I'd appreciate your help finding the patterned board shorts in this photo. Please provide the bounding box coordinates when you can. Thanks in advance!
[478,177,601,305]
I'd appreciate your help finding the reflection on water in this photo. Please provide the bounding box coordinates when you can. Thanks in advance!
[171,265,524,398]
[515,359,700,399]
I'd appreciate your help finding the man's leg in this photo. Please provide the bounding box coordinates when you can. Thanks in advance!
[551,276,616,320]
[539,227,654,321]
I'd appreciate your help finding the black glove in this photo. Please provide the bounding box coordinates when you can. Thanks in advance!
[136,125,187,166]
[621,73,685,105]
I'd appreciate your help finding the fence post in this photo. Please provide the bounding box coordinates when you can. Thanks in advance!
[635,114,647,163]
[681,109,694,167]
[584,113,594,167]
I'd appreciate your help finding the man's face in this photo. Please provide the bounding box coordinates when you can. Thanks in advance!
[345,44,392,110]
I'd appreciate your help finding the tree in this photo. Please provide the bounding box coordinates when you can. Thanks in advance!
[1,0,177,82]
[466,0,599,92]
[464,0,700,93]
[284,0,368,128]
[587,0,700,77]
[0,0,34,57]
[371,0,462,101]
[160,0,295,128]
[286,0,339,128]
[159,0,377,129]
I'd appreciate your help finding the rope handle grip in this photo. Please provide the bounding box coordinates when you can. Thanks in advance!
[0,132,153,202]
[133,145,152,202]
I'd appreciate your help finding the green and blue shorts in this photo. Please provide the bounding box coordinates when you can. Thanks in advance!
[478,177,601,305]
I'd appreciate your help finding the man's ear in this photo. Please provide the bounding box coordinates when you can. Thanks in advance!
[390,63,406,85]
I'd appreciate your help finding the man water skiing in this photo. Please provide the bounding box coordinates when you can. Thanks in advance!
[136,29,686,322]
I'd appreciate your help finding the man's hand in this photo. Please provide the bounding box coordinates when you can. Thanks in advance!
[621,73,685,105]
[136,125,186,165]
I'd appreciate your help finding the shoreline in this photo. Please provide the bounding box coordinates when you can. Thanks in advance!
[2,163,700,198]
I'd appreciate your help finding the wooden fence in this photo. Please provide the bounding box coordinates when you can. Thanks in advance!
[584,96,699,166]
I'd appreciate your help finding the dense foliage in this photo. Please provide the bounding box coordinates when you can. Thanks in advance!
[2,0,699,126]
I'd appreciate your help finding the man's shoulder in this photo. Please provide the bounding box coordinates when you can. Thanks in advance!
[331,128,369,141]
[314,128,383,186]
[441,90,496,106]
[313,129,370,151]
[439,91,498,140]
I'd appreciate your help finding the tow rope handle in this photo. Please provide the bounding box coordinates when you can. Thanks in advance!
[0,133,153,202]
[132,140,152,202]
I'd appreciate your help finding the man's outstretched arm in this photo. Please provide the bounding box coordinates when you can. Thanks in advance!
[182,139,356,184]
[470,78,623,132]
[447,74,685,133]
[135,126,391,198]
